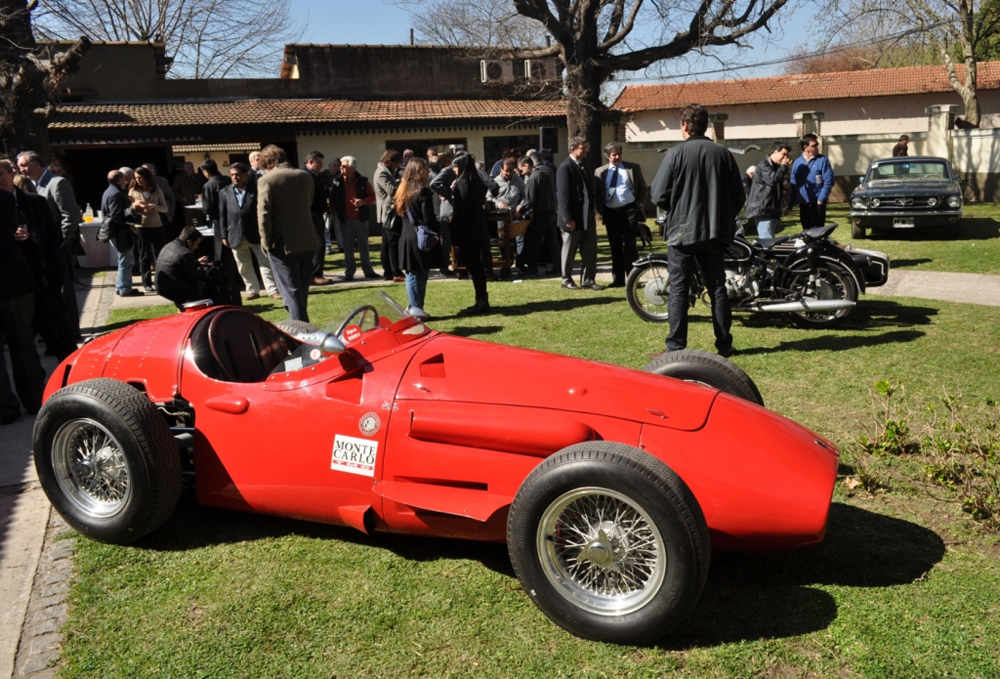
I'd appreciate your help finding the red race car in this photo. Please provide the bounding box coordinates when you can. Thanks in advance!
[33,292,838,644]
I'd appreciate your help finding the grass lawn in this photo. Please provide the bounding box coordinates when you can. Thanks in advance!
[58,227,1000,678]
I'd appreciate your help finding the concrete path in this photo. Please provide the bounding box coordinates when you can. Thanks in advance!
[0,262,996,679]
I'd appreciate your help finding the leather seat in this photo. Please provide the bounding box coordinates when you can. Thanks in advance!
[206,309,288,382]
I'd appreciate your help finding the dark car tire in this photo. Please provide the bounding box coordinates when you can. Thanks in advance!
[274,319,320,336]
[33,379,181,544]
[851,221,865,239]
[508,442,710,644]
[626,260,671,323]
[642,349,765,407]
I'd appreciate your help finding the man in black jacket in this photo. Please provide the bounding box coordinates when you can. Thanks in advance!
[556,137,603,290]
[651,103,745,357]
[218,162,278,300]
[101,170,143,297]
[745,142,791,239]
[155,226,213,308]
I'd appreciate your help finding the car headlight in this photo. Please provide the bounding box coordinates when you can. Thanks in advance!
[927,197,938,207]
[947,195,963,208]
[871,198,881,207]
[851,197,865,209]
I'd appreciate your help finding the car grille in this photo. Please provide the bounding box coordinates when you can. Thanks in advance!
[867,197,945,211]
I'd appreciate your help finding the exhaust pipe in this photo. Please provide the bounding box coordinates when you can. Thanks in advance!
[751,299,856,313]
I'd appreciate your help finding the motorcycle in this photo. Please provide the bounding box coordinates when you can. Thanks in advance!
[626,223,890,328]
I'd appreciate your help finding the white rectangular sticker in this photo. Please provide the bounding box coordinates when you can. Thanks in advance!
[331,434,378,477]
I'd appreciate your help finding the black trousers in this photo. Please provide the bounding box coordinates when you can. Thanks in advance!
[59,244,81,341]
[0,292,46,419]
[666,244,732,354]
[268,248,313,323]
[522,211,555,273]
[136,226,165,289]
[311,213,327,278]
[456,236,489,301]
[603,205,640,284]
[799,201,827,229]
[380,228,402,278]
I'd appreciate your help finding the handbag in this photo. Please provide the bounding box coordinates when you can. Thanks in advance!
[383,210,403,235]
[407,206,437,253]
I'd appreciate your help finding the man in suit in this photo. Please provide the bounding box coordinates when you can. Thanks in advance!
[374,149,403,281]
[218,162,278,301]
[257,144,319,322]
[595,142,647,288]
[17,150,82,341]
[556,136,604,290]
[304,150,333,285]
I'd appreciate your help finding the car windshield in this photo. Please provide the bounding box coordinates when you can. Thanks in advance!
[313,290,409,337]
[868,161,950,181]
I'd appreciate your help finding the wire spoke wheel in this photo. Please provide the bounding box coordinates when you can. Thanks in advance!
[52,418,132,519]
[538,487,665,615]
[788,262,857,327]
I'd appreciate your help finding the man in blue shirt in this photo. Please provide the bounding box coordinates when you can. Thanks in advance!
[788,133,835,229]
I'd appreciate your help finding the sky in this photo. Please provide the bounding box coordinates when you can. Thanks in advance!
[295,0,819,86]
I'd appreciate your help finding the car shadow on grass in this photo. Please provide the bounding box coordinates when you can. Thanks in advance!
[734,329,925,356]
[735,300,937,332]
[656,502,945,649]
[434,295,620,323]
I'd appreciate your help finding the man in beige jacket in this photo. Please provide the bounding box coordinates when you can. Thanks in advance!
[257,145,319,322]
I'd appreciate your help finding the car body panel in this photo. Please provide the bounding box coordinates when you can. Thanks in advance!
[42,302,838,553]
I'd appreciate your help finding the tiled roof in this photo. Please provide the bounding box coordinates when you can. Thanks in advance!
[50,99,568,128]
[613,62,1000,112]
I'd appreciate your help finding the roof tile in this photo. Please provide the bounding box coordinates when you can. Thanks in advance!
[613,61,1000,112]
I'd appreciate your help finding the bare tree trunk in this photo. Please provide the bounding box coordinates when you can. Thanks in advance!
[565,65,606,171]
[0,0,89,159]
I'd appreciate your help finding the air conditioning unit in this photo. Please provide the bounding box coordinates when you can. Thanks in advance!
[480,59,514,83]
[525,59,558,81]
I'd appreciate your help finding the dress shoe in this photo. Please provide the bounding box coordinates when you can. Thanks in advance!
[392,276,405,282]
[312,277,332,285]
[364,272,380,279]
[439,268,457,278]
[718,347,738,358]
[607,280,626,288]
[117,289,144,297]
[582,281,606,291]
[561,279,580,290]
[143,285,155,292]
[343,275,354,282]
[458,298,490,316]
[269,292,283,299]
[245,292,261,300]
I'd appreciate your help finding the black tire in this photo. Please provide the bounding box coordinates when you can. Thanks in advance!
[642,349,765,407]
[33,378,181,544]
[274,319,320,336]
[851,221,865,239]
[626,260,671,323]
[787,259,858,329]
[507,442,710,644]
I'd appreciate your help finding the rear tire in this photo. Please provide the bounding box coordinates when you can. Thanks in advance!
[508,443,710,644]
[33,379,181,544]
[787,260,858,329]
[626,261,671,323]
[642,349,764,407]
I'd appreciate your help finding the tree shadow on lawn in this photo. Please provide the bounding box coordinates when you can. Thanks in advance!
[141,498,942,647]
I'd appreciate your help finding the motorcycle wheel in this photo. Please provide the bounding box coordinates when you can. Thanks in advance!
[787,260,858,329]
[626,261,671,323]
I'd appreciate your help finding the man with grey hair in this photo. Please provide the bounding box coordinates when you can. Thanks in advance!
[556,137,602,290]
[17,150,82,340]
[595,141,647,287]
[330,155,378,281]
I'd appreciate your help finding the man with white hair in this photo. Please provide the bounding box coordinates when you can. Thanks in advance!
[329,156,378,281]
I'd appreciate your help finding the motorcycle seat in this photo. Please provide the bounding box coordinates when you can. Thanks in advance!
[802,224,838,241]
[756,236,792,249]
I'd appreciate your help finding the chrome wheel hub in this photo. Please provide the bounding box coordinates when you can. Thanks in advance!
[538,487,665,615]
[52,419,131,518]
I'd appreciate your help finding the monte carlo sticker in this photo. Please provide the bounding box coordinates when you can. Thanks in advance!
[331,434,379,477]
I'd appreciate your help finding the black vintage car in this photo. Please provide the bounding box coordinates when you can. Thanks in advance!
[848,156,963,238]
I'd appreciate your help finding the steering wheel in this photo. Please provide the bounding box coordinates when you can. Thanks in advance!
[335,305,380,339]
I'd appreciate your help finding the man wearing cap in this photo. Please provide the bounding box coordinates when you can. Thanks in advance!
[892,135,909,157]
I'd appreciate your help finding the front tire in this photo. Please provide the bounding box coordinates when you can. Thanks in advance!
[33,379,181,544]
[851,221,865,239]
[508,442,710,644]
[643,349,764,407]
[787,260,859,329]
[626,261,671,323]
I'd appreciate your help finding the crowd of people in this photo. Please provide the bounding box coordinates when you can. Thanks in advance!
[2,109,862,420]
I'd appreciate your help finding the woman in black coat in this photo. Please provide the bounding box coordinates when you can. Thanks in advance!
[449,152,491,315]
[396,158,441,320]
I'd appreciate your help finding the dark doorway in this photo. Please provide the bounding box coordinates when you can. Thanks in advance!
[56,145,172,214]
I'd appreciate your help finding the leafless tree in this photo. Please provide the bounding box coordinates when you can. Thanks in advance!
[32,0,300,78]
[399,0,792,167]
[819,0,1000,126]
[1,0,90,158]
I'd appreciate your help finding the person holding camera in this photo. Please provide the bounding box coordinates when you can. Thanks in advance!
[154,226,216,309]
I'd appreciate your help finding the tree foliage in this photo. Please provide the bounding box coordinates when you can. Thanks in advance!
[32,0,300,78]
[400,0,792,168]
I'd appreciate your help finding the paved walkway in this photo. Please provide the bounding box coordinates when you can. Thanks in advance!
[0,263,997,679]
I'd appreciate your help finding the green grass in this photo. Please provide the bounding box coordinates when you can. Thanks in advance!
[59,233,1000,679]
